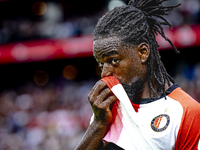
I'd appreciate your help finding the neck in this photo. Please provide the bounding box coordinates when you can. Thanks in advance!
[123,79,173,102]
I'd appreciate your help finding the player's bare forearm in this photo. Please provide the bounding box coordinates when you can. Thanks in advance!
[74,120,108,150]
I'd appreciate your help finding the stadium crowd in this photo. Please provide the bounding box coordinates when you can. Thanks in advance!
[0,0,199,44]
[0,79,94,150]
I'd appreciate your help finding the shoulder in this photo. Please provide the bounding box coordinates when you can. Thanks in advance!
[168,87,200,114]
[168,87,200,149]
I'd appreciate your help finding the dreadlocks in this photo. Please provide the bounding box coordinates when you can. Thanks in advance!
[93,0,180,98]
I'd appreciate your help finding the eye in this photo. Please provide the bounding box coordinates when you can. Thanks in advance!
[111,58,119,65]
[98,62,104,69]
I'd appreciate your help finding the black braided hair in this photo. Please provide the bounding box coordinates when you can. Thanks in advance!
[93,0,180,98]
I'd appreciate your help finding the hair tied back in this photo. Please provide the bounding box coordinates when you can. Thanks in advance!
[128,0,181,54]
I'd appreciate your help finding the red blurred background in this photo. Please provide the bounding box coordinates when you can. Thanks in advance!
[0,0,199,149]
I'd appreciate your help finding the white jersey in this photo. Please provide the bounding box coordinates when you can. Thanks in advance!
[99,76,200,150]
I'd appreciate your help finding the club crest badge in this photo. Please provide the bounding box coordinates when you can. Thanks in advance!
[151,114,170,132]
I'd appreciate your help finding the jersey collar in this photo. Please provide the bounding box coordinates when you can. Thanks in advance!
[130,84,179,104]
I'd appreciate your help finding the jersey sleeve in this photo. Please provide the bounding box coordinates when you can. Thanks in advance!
[168,87,200,150]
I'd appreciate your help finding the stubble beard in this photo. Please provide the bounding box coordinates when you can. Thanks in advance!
[121,79,145,100]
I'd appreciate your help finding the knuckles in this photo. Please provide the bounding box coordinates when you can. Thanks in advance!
[88,80,114,109]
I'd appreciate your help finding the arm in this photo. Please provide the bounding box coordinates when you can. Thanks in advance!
[75,81,117,150]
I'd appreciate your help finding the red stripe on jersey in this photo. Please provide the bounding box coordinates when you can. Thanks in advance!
[104,100,123,143]
[101,76,121,89]
[168,87,200,150]
[131,103,140,113]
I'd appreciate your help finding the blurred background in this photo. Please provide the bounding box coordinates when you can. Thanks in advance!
[0,0,199,149]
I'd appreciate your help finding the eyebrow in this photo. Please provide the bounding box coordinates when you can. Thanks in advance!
[102,50,119,58]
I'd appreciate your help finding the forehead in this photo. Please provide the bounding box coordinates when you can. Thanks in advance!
[93,36,122,59]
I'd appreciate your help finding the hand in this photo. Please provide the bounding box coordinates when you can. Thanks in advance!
[88,80,117,126]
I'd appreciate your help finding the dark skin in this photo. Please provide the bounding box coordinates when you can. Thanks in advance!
[75,36,173,150]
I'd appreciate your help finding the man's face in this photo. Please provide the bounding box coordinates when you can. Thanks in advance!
[93,36,148,89]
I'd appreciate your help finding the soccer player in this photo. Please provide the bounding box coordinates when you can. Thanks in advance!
[75,0,200,149]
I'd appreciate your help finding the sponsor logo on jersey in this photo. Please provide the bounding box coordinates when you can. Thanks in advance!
[151,114,170,132]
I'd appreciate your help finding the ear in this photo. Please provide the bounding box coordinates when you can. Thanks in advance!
[137,42,150,63]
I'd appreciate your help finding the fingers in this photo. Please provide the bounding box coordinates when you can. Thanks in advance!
[88,80,117,109]
[88,81,117,125]
[93,88,112,107]
[88,81,107,104]
[101,95,117,109]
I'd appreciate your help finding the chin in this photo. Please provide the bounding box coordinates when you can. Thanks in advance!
[121,79,145,97]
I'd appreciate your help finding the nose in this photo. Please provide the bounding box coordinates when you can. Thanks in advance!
[101,63,112,78]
